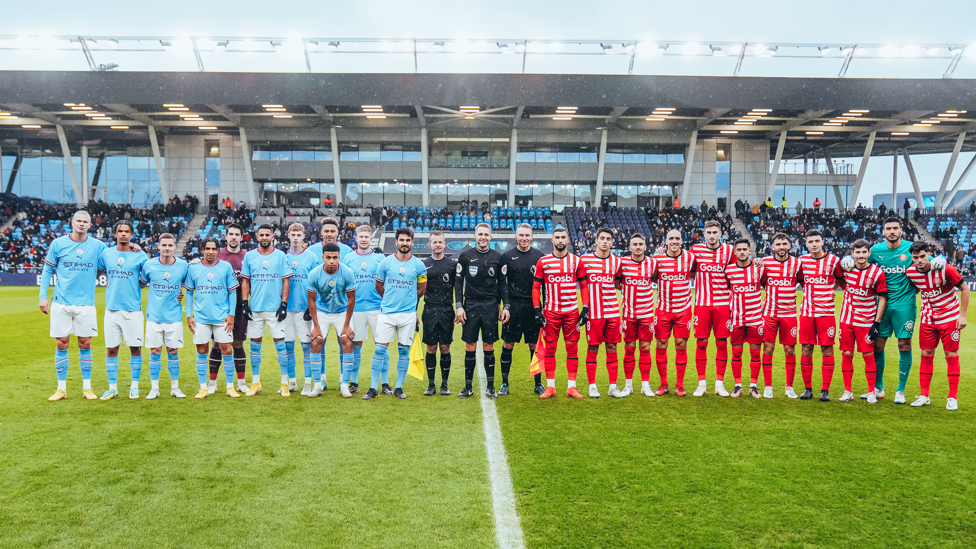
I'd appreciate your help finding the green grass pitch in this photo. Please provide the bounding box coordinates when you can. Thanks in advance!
[1,286,974,548]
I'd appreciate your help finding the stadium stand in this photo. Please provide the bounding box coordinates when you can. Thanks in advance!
[567,206,742,255]
[922,212,976,276]
[382,205,553,233]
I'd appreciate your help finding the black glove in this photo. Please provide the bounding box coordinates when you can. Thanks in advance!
[303,308,312,321]
[534,307,546,327]
[241,300,253,321]
[578,305,589,327]
[275,301,288,322]
[868,321,881,341]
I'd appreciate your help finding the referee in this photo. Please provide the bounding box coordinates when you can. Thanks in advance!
[455,223,510,398]
[422,232,457,396]
[500,223,546,395]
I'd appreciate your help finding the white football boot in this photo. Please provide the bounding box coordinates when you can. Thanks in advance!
[894,391,906,404]
[693,380,707,397]
[763,386,774,399]
[866,392,877,404]
[714,380,730,397]
[588,384,601,398]
[838,391,854,402]
[207,380,217,394]
[910,395,931,407]
[300,382,312,396]
[607,384,621,398]
[785,386,799,399]
[946,398,959,411]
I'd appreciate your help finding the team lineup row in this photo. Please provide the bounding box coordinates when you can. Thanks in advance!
[39,213,968,409]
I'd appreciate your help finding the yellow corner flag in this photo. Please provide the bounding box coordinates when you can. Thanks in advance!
[407,336,426,380]
[529,332,545,376]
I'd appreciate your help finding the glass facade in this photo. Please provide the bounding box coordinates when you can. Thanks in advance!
[774,185,854,210]
[515,183,592,208]
[345,182,423,208]
[262,182,336,207]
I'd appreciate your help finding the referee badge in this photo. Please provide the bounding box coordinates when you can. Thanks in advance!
[469,266,478,277]
[530,265,536,275]
[442,273,450,282]
[488,267,495,277]
[501,264,508,275]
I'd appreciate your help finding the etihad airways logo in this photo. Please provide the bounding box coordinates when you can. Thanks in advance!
[62,261,95,268]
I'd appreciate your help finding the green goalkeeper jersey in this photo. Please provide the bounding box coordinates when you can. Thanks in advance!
[868,240,915,308]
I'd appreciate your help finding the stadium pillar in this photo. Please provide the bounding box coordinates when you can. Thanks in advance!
[421,127,430,206]
[942,152,976,212]
[850,131,877,209]
[765,131,787,201]
[891,151,898,211]
[935,131,966,213]
[330,126,343,206]
[595,128,608,207]
[80,145,89,204]
[507,128,517,207]
[238,127,258,207]
[56,125,83,207]
[823,148,845,209]
[902,150,926,212]
[679,130,697,208]
[148,126,171,203]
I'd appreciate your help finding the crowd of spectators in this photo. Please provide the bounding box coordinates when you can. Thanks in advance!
[572,205,743,255]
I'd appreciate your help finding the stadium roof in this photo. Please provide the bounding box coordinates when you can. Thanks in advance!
[3,71,976,159]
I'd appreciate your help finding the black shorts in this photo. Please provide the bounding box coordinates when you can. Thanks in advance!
[422,305,455,346]
[232,312,248,342]
[461,301,500,344]
[501,301,541,344]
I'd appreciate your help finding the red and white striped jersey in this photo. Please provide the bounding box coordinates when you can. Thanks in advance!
[762,256,801,318]
[906,264,964,324]
[576,253,622,319]
[724,261,767,327]
[798,254,843,318]
[652,250,697,314]
[691,242,734,307]
[840,265,887,327]
[534,254,580,313]
[616,256,657,320]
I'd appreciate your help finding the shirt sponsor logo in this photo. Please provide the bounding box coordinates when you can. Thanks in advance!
[659,273,688,281]
[732,284,758,293]
[767,278,793,287]
[588,274,614,284]
[883,266,907,274]
[847,287,870,297]
[624,276,652,286]
[920,289,942,299]
[805,276,831,284]
[546,274,574,283]
[698,263,725,273]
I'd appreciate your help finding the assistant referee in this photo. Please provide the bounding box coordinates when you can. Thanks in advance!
[500,223,546,395]
[422,231,457,396]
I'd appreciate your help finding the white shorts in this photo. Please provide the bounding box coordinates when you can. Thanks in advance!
[104,310,144,348]
[192,322,234,345]
[351,310,380,342]
[50,302,98,338]
[315,311,352,341]
[282,311,312,343]
[375,312,417,345]
[146,321,185,349]
[246,311,285,340]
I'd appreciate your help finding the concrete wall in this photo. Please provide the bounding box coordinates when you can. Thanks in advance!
[164,134,256,207]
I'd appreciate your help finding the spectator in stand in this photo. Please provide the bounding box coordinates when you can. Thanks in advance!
[795,201,803,215]
[223,196,233,210]
[879,202,887,217]
[813,197,822,213]
[904,198,912,219]
[970,201,976,216]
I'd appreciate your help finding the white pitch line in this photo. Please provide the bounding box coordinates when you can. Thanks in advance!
[477,347,525,549]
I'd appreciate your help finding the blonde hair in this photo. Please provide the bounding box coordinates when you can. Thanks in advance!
[356,225,372,235]
[288,223,305,233]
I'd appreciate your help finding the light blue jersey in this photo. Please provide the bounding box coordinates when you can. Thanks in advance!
[308,241,353,264]
[141,257,190,324]
[375,254,427,314]
[241,248,292,312]
[306,263,356,314]
[284,250,321,312]
[341,249,385,312]
[99,247,148,312]
[184,260,239,325]
[40,234,108,306]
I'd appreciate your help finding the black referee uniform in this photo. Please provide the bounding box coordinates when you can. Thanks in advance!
[422,255,457,394]
[455,246,509,397]
[500,245,546,393]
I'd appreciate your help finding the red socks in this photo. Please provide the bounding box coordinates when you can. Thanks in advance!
[606,350,618,385]
[731,347,743,385]
[623,346,636,380]
[821,355,835,391]
[761,352,773,387]
[785,354,796,388]
[947,355,960,399]
[566,342,579,381]
[749,348,761,385]
[675,349,687,389]
[715,339,728,381]
[842,353,854,392]
[863,352,876,392]
[695,339,708,381]
[800,355,813,389]
[585,349,597,385]
[544,340,557,379]
[639,349,652,382]
[656,348,668,386]
[919,354,934,397]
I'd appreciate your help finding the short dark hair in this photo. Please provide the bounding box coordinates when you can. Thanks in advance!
[772,232,790,244]
[226,223,243,236]
[257,223,273,233]
[805,229,823,240]
[909,241,930,255]
[883,216,903,228]
[322,242,340,255]
[395,227,414,240]
[852,239,871,251]
[158,232,176,243]
[629,232,646,243]
[733,238,751,249]
[704,220,721,230]
[552,227,569,237]
[202,236,220,250]
[596,227,614,239]
[322,217,339,228]
[114,220,135,233]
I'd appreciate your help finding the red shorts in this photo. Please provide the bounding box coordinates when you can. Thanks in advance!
[762,316,798,345]
[799,316,836,346]
[919,321,961,351]
[655,308,692,340]
[839,323,874,353]
[622,317,654,342]
[586,317,622,346]
[543,309,580,342]
[730,325,762,345]
[694,306,731,339]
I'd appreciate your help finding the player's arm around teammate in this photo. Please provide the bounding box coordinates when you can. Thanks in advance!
[617,233,658,398]
[185,237,238,399]
[140,233,189,399]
